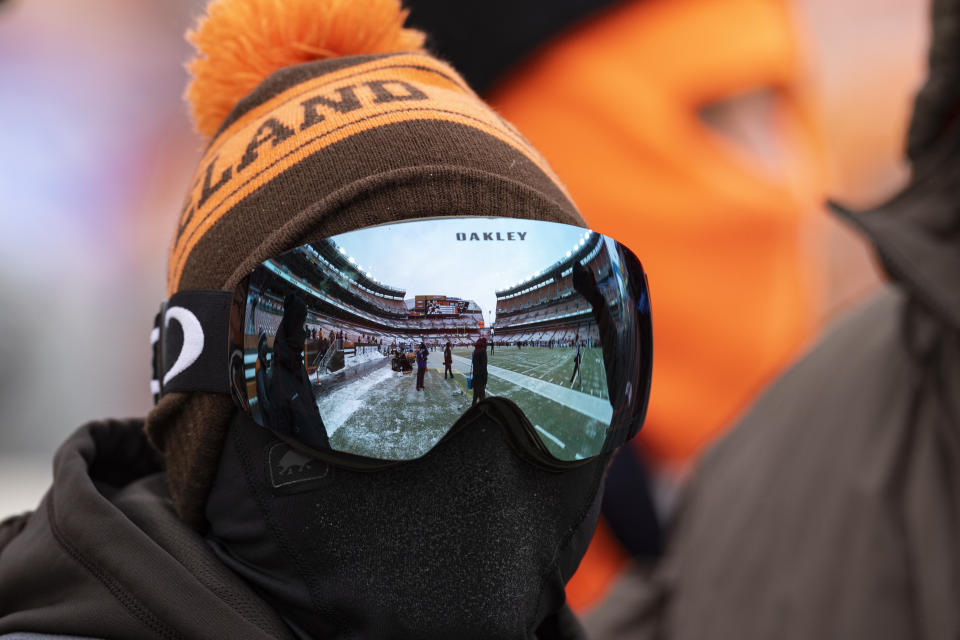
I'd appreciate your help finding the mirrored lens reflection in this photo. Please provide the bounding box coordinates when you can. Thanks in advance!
[242,219,636,462]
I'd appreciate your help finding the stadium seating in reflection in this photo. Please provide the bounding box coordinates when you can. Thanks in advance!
[495,232,607,347]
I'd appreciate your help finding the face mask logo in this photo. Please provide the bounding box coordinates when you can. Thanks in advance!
[267,441,330,489]
[163,305,205,386]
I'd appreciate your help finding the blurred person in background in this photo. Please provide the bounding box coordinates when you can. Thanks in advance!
[585,0,960,637]
[407,0,836,609]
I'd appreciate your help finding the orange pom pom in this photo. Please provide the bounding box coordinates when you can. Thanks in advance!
[185,0,427,138]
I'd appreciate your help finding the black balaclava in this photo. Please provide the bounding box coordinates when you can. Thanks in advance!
[206,405,607,639]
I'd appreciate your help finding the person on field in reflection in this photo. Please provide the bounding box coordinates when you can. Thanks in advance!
[443,341,453,379]
[415,342,429,391]
[267,292,329,450]
[471,337,488,406]
[569,335,583,390]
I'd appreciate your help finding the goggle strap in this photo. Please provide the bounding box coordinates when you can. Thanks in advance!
[152,290,233,402]
[150,309,162,404]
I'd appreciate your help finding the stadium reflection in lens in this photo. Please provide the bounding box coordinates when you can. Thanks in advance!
[241,218,643,462]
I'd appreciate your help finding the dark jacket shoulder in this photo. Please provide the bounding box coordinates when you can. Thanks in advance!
[0,420,293,640]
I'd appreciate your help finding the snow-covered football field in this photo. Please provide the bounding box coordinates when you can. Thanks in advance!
[318,347,611,461]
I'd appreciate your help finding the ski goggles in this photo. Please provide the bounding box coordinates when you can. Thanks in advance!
[152,217,652,469]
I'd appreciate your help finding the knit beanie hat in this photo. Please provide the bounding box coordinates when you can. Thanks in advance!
[145,0,584,526]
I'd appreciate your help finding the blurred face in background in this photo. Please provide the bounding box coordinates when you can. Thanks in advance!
[489,0,829,465]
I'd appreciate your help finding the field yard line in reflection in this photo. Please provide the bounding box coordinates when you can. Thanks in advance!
[319,347,609,460]
[448,354,611,422]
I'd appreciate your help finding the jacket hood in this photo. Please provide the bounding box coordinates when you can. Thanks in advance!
[0,420,293,640]
[830,121,960,333]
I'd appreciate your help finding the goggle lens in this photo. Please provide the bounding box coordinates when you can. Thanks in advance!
[227,218,651,463]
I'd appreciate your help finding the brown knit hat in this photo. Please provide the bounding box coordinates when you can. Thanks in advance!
[145,0,584,527]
